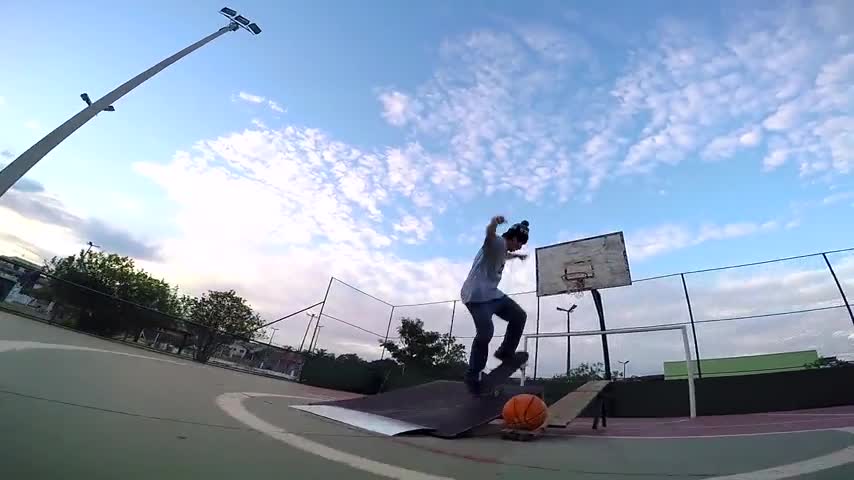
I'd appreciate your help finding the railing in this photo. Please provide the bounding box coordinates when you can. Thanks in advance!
[520,325,697,418]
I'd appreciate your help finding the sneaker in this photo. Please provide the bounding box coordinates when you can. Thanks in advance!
[493,347,515,362]
[464,376,483,396]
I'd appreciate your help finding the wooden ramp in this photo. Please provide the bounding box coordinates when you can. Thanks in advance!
[292,380,543,438]
[547,380,611,428]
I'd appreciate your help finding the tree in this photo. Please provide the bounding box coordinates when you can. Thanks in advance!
[550,362,624,382]
[379,317,467,372]
[43,250,182,336]
[185,289,264,363]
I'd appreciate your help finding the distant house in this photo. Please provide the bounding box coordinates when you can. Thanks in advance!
[0,256,51,311]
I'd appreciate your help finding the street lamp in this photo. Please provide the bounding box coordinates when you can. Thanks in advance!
[619,360,630,378]
[557,304,578,376]
[0,7,262,198]
[268,326,279,346]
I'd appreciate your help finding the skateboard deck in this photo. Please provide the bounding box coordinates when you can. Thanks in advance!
[479,351,529,397]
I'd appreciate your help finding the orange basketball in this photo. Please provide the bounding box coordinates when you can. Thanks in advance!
[501,393,548,430]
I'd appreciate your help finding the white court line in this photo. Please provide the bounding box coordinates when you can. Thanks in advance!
[0,340,189,366]
[761,412,854,417]
[701,446,854,480]
[217,392,453,480]
[557,425,854,440]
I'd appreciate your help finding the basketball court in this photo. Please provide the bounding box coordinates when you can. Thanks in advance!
[2,311,854,479]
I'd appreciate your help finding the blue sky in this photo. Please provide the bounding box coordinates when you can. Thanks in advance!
[1,1,853,367]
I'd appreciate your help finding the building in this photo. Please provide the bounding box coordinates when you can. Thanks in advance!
[663,350,822,379]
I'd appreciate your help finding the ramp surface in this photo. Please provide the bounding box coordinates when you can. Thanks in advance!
[293,380,542,438]
[547,380,611,427]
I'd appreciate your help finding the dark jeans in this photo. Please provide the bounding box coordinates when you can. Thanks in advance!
[463,295,527,381]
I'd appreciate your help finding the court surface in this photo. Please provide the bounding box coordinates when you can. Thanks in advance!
[2,310,853,479]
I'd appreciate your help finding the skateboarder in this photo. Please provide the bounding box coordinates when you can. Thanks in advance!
[460,216,530,395]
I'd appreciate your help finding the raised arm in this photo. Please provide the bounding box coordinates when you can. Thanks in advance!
[485,215,505,239]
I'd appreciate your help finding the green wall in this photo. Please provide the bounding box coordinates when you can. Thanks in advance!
[664,350,819,379]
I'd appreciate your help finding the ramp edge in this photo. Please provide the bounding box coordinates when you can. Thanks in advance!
[291,404,432,436]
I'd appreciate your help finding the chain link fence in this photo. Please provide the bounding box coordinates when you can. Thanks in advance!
[3,246,852,392]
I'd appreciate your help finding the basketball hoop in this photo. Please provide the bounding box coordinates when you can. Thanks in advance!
[561,271,589,299]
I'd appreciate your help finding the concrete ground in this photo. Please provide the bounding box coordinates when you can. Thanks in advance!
[1,311,853,479]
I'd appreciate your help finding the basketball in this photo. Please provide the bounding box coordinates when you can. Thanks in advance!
[501,393,548,430]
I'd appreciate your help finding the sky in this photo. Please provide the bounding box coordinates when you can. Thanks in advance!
[1,0,852,377]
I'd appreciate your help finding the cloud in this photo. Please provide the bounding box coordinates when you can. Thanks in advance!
[1,150,13,160]
[23,120,41,131]
[235,91,286,114]
[268,100,285,113]
[0,189,159,261]
[378,91,412,126]
[393,215,434,244]
[0,162,44,193]
[701,126,763,161]
[237,91,265,104]
[822,191,854,205]
[627,220,782,261]
[373,3,851,206]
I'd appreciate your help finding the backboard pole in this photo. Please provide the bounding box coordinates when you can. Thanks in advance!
[681,274,703,378]
[591,289,612,380]
[823,253,854,326]
[533,296,541,379]
[680,326,698,418]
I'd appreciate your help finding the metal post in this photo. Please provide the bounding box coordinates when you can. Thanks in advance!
[591,289,612,380]
[566,309,571,376]
[299,313,315,352]
[681,273,703,378]
[309,323,321,352]
[520,335,529,386]
[311,278,334,352]
[533,296,540,379]
[681,326,697,418]
[379,306,396,360]
[824,253,854,326]
[0,19,255,197]
[449,300,457,337]
[446,300,457,357]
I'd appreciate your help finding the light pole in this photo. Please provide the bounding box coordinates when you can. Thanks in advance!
[0,7,261,198]
[556,304,577,376]
[84,241,101,256]
[619,360,630,379]
[268,327,279,346]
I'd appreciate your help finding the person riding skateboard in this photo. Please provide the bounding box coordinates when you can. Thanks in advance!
[460,216,529,395]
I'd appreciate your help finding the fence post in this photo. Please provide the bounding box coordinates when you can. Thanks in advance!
[380,305,396,360]
[533,296,540,379]
[823,253,854,326]
[311,277,334,352]
[681,273,703,378]
[299,313,315,352]
[449,300,457,337]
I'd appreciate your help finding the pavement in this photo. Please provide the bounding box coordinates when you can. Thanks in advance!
[2,310,853,479]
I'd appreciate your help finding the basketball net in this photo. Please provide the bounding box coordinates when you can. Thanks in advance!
[562,272,588,299]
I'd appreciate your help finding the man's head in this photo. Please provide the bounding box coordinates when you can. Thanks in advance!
[502,220,529,252]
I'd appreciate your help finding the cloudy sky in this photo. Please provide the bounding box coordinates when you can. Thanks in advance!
[1,0,852,377]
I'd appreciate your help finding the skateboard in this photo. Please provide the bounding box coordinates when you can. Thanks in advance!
[479,351,529,397]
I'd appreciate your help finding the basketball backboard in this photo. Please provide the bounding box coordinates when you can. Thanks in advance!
[535,231,632,297]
